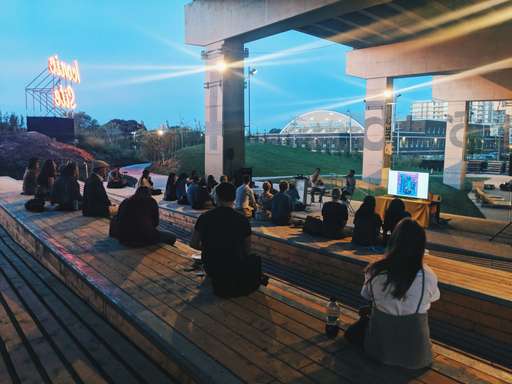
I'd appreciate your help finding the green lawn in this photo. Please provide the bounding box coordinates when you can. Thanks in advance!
[167,143,483,218]
[174,143,362,176]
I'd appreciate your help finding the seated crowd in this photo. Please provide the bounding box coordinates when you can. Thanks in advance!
[21,158,439,369]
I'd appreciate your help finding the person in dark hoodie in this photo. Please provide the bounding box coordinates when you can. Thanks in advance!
[114,187,176,246]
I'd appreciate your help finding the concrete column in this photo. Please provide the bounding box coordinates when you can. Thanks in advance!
[204,39,245,179]
[443,101,469,189]
[362,77,392,185]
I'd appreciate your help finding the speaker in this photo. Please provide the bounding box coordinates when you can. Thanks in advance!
[225,148,235,161]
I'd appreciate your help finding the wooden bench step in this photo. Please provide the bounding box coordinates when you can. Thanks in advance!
[1,187,511,383]
[0,226,175,384]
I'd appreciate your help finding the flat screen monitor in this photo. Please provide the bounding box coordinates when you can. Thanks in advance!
[388,170,429,200]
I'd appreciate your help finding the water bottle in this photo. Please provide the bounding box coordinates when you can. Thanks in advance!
[325,297,340,338]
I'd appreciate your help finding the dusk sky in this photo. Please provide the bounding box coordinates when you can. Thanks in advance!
[0,0,432,132]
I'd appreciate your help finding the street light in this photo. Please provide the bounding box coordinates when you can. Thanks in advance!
[157,129,164,137]
[247,66,257,137]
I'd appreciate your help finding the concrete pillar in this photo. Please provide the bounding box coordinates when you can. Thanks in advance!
[443,101,469,189]
[204,39,245,179]
[362,77,393,185]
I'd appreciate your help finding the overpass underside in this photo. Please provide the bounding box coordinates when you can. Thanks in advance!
[185,0,512,189]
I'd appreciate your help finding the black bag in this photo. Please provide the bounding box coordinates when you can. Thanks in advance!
[344,308,370,347]
[25,198,45,212]
[211,254,263,298]
[303,215,323,235]
[177,195,189,205]
[109,215,121,238]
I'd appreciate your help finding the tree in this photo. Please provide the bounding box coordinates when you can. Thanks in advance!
[74,111,100,133]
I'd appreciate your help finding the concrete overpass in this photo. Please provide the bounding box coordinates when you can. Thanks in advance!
[185,0,512,189]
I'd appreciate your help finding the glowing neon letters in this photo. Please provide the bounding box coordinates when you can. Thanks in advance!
[53,84,76,110]
[48,55,80,110]
[48,55,80,84]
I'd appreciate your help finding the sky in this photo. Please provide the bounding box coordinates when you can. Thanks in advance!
[0,0,432,132]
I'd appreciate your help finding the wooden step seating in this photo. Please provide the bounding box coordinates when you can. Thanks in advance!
[155,201,512,368]
[0,190,511,383]
[0,226,175,384]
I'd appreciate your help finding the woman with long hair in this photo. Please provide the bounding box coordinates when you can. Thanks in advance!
[352,195,382,246]
[22,157,39,195]
[360,218,440,369]
[36,160,57,200]
[51,162,82,211]
[164,172,177,201]
[383,198,411,244]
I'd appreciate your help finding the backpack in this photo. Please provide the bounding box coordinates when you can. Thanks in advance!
[25,198,45,213]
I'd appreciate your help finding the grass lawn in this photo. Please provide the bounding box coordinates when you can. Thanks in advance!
[174,143,362,176]
[166,142,483,218]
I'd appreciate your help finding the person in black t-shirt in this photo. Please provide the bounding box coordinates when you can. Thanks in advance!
[321,188,348,239]
[190,182,266,297]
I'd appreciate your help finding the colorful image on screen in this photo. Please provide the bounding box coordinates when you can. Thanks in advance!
[388,170,429,199]
[397,172,418,197]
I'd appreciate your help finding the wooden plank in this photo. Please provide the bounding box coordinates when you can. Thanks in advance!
[0,280,47,384]
[0,235,175,384]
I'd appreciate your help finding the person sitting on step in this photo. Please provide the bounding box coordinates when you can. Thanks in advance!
[82,160,117,218]
[352,195,382,247]
[348,218,440,370]
[235,174,257,218]
[22,157,39,196]
[138,168,162,195]
[271,181,293,226]
[321,188,348,239]
[51,162,82,211]
[111,187,176,247]
[190,182,267,298]
[35,159,57,201]
[107,167,128,189]
[383,198,411,244]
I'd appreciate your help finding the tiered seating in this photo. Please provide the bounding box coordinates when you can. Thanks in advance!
[0,180,511,383]
[0,226,175,384]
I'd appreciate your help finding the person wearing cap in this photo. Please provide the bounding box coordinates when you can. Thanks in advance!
[83,160,117,218]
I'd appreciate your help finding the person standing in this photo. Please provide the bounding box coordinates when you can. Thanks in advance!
[344,169,356,196]
[82,160,116,218]
[190,182,266,297]
[235,175,257,218]
[357,219,440,369]
[22,157,39,195]
[271,181,293,225]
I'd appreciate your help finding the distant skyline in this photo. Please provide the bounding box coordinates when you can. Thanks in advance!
[0,0,432,132]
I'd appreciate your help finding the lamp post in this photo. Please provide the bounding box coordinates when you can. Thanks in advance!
[247,66,257,137]
[346,109,352,154]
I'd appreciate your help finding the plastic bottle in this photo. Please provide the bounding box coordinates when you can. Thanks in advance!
[325,297,340,338]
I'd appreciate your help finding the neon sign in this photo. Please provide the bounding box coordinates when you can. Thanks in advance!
[48,55,80,83]
[48,55,80,110]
